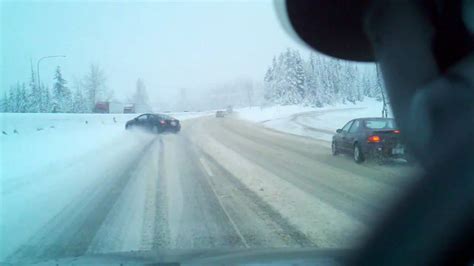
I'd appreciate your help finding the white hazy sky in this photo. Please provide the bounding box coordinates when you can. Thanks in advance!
[1,0,312,101]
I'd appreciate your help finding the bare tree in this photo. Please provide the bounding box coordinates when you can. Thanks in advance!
[83,64,108,111]
[133,78,151,112]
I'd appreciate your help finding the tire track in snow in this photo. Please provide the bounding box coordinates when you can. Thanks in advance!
[7,138,157,263]
[197,148,315,247]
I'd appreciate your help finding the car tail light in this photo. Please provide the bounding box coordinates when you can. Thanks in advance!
[368,135,381,143]
[160,120,165,125]
[393,130,400,134]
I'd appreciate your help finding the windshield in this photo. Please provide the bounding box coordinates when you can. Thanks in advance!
[0,0,420,263]
[365,119,396,129]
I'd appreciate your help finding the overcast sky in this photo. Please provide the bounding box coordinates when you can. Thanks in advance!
[1,0,312,102]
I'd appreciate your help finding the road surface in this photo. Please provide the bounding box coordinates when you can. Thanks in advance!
[3,116,419,263]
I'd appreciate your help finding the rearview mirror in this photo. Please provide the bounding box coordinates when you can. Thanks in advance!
[336,129,342,133]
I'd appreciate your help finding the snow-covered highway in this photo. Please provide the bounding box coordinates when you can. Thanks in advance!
[1,113,419,264]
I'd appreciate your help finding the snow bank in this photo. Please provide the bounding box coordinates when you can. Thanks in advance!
[236,105,315,123]
[0,112,208,180]
[236,98,392,142]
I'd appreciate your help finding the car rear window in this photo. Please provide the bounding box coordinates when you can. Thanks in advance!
[365,119,396,129]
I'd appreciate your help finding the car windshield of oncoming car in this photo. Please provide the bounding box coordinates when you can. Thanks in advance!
[1,1,421,263]
[365,119,396,129]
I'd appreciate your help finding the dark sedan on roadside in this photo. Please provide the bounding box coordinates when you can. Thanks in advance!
[332,118,407,163]
[125,113,180,134]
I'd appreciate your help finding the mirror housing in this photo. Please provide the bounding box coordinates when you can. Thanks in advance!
[336,129,342,133]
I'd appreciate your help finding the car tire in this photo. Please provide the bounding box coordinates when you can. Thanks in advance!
[353,143,365,163]
[331,141,339,156]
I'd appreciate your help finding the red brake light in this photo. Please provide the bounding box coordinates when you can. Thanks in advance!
[160,120,165,125]
[393,130,400,134]
[368,135,381,143]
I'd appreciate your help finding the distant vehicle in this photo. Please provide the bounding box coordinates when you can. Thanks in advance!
[216,111,225,118]
[332,118,406,163]
[125,113,180,133]
[123,104,136,114]
[93,102,110,113]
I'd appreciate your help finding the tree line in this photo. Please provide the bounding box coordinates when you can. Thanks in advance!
[264,49,384,107]
[1,63,110,113]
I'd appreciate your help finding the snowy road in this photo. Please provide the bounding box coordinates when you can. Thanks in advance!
[2,116,419,263]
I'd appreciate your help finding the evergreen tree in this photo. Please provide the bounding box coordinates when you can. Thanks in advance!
[18,83,29,112]
[28,60,41,112]
[52,66,72,112]
[72,87,87,113]
[263,48,382,107]
[40,85,51,112]
[9,83,20,113]
[292,50,306,103]
[0,92,9,112]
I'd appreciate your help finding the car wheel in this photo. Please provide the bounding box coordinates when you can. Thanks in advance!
[354,143,365,163]
[331,141,339,156]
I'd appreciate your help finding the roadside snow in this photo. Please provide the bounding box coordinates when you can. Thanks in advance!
[237,98,392,142]
[236,105,315,123]
[0,112,208,179]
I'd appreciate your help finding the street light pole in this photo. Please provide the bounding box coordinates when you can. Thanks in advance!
[36,55,66,89]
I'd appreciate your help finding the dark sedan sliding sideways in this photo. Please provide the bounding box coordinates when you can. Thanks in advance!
[125,113,180,134]
[332,118,407,163]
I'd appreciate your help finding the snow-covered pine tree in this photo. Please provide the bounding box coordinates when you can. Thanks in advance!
[305,52,329,107]
[72,87,87,113]
[342,62,357,104]
[18,83,29,112]
[40,85,51,112]
[276,49,305,105]
[292,50,306,104]
[263,57,277,103]
[0,92,9,112]
[8,83,20,113]
[28,60,41,112]
[263,48,385,107]
[52,66,72,113]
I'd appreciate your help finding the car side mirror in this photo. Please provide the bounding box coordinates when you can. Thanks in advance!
[336,129,342,133]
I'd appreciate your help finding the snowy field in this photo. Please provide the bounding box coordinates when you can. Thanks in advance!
[237,98,392,142]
